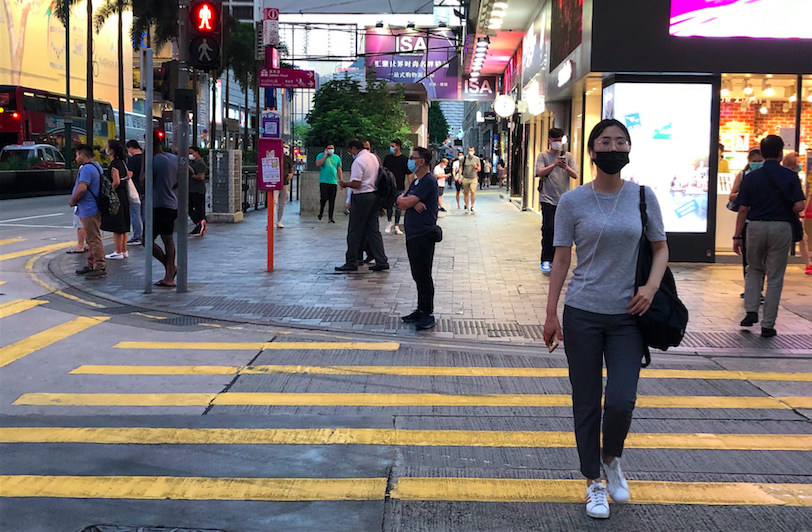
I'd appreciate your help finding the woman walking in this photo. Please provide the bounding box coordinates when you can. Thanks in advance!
[101,139,130,259]
[729,148,765,292]
[543,119,669,519]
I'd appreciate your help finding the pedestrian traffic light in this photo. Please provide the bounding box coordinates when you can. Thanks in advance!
[188,0,222,71]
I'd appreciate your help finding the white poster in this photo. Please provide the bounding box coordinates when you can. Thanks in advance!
[603,82,712,233]
[261,156,281,187]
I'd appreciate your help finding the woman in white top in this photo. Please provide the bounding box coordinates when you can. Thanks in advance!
[433,158,448,212]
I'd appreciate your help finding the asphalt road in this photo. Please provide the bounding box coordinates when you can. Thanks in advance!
[0,195,811,532]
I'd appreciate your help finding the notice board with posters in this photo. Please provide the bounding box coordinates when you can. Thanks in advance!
[258,138,284,191]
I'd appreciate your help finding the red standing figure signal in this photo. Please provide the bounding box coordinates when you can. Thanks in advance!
[197,4,213,30]
[188,0,222,71]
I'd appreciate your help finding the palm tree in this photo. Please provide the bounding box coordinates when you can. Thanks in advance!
[48,0,81,161]
[228,20,259,150]
[95,0,131,142]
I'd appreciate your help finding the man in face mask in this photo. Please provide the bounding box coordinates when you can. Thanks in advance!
[535,128,579,273]
[452,150,464,209]
[188,146,208,236]
[461,148,481,212]
[315,143,342,222]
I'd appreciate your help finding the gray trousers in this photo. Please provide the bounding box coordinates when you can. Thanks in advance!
[745,221,792,329]
[563,305,644,479]
[346,191,388,265]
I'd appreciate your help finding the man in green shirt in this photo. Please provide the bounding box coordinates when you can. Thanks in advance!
[188,146,208,236]
[315,142,343,222]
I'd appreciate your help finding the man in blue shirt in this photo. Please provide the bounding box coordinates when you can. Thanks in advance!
[397,146,439,330]
[734,135,806,337]
[69,144,107,279]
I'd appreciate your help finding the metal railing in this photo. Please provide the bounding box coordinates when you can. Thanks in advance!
[240,166,298,213]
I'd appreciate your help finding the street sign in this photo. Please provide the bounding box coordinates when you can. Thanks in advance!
[261,115,281,138]
[258,138,285,191]
[263,20,279,46]
[258,68,316,89]
[263,7,279,20]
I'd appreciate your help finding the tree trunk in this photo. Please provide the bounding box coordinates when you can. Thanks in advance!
[64,1,73,163]
[224,70,230,149]
[118,3,125,142]
[86,0,94,150]
[243,79,248,151]
[210,75,216,149]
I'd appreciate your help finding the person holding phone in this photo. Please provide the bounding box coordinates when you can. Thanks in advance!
[535,128,579,274]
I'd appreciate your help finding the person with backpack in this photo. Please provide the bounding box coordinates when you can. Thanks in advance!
[100,139,131,259]
[543,119,669,520]
[69,144,107,279]
[335,139,389,272]
[383,139,411,235]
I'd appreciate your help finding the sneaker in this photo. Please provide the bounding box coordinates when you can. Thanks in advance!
[122,251,129,258]
[189,224,201,236]
[85,269,107,280]
[541,261,552,273]
[276,222,284,229]
[740,312,759,327]
[385,221,393,234]
[75,266,93,275]
[329,218,336,223]
[415,313,436,330]
[105,252,124,260]
[470,208,474,213]
[200,219,206,236]
[127,237,140,244]
[761,327,777,338]
[601,457,630,503]
[394,226,403,235]
[401,310,423,323]
[464,206,469,212]
[585,482,610,519]
[439,207,447,212]
[318,213,323,220]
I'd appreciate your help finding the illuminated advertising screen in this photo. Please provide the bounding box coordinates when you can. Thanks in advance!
[670,0,812,38]
[602,82,712,233]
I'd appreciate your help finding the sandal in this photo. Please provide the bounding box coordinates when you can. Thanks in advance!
[154,279,176,288]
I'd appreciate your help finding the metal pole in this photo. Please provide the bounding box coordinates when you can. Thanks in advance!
[144,48,154,294]
[176,0,190,292]
[86,0,94,149]
[64,5,73,165]
[193,71,199,147]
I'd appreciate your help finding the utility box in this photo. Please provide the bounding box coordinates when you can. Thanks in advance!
[208,149,244,223]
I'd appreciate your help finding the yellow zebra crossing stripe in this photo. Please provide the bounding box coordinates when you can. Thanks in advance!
[0,241,74,262]
[390,478,812,506]
[12,392,809,409]
[0,317,110,368]
[0,238,24,246]
[70,364,812,382]
[0,299,46,319]
[113,341,401,351]
[0,426,809,451]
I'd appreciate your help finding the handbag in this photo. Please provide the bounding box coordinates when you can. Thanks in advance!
[433,225,443,243]
[726,199,739,212]
[125,176,140,204]
[763,166,803,242]
[635,186,689,367]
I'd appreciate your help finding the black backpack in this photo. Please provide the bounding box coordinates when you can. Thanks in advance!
[86,162,120,216]
[635,185,689,366]
[375,165,399,207]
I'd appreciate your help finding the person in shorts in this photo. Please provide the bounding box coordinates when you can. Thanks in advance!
[150,132,179,288]
[461,147,481,212]
[433,157,448,212]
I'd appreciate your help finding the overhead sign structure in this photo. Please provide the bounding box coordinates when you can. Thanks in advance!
[189,0,222,71]
[462,76,497,101]
[258,68,316,89]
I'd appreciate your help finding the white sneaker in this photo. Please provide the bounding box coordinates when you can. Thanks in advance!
[394,226,403,235]
[105,252,124,260]
[122,251,129,258]
[541,261,552,273]
[385,221,393,234]
[601,457,630,503]
[585,482,610,519]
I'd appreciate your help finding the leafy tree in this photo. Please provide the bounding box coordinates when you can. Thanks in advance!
[130,0,177,50]
[95,0,131,142]
[305,77,410,148]
[428,101,449,144]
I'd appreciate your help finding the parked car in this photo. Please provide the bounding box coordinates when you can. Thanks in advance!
[0,143,66,169]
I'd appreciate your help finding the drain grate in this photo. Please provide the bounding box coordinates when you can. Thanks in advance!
[683,332,812,349]
[99,305,140,315]
[162,316,211,327]
[80,527,226,532]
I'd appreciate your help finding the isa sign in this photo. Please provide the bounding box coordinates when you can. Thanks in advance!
[258,138,284,191]
[462,76,497,101]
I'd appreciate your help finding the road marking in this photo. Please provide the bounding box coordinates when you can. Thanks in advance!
[1,427,809,451]
[0,317,109,368]
[0,475,386,501]
[12,392,802,409]
[0,281,5,285]
[0,238,24,246]
[0,213,64,223]
[113,341,401,351]
[25,253,106,309]
[0,299,46,319]
[390,478,812,506]
[68,364,812,383]
[0,241,74,262]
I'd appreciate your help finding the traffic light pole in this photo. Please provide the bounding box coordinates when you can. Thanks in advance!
[144,48,154,294]
[176,0,191,293]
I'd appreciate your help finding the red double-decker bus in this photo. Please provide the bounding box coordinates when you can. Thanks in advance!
[0,85,116,150]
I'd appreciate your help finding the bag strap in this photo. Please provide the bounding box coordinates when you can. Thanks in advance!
[638,184,652,369]
[762,165,798,219]
[84,163,104,205]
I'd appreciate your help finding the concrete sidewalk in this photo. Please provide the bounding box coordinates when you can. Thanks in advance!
[48,189,812,347]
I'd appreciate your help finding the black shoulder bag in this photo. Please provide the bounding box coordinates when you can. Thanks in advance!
[635,186,689,367]
[762,166,804,243]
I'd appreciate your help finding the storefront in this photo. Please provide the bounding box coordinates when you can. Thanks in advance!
[516,0,812,262]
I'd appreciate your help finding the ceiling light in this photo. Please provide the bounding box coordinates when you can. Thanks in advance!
[749,96,756,101]
[789,93,797,102]
[764,84,774,96]
[491,8,506,17]
[493,1,508,8]
[766,74,773,78]
[470,72,480,78]
[489,17,503,24]
[720,87,730,97]
[759,105,768,115]
[471,63,481,70]
[488,21,502,29]
[743,84,753,95]
[475,51,486,57]
[476,43,489,51]
[808,91,812,103]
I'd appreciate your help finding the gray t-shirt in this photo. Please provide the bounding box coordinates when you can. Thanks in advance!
[462,155,480,179]
[554,181,666,315]
[536,151,578,205]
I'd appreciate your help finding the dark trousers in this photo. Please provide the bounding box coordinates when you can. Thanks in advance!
[319,183,337,219]
[346,192,387,265]
[406,232,436,314]
[540,202,557,263]
[189,192,206,225]
[386,204,402,224]
[563,306,644,479]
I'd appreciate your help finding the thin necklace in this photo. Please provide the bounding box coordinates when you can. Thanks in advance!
[591,180,623,223]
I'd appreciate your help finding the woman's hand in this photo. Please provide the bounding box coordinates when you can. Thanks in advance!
[728,191,738,203]
[628,284,658,316]
[543,313,562,348]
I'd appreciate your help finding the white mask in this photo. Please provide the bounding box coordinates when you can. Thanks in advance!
[551,141,562,150]
[188,154,195,161]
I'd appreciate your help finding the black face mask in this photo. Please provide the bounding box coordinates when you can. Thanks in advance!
[592,151,630,175]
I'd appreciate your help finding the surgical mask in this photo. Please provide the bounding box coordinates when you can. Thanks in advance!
[327,149,334,155]
[352,151,359,160]
[458,155,464,160]
[592,151,630,175]
[407,159,419,173]
[468,151,474,157]
[748,161,764,171]
[551,141,562,151]
[188,154,195,161]
[390,147,396,154]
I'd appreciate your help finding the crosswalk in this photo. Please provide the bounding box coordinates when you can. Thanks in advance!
[1,298,811,526]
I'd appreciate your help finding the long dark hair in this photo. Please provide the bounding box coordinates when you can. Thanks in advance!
[108,139,126,161]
